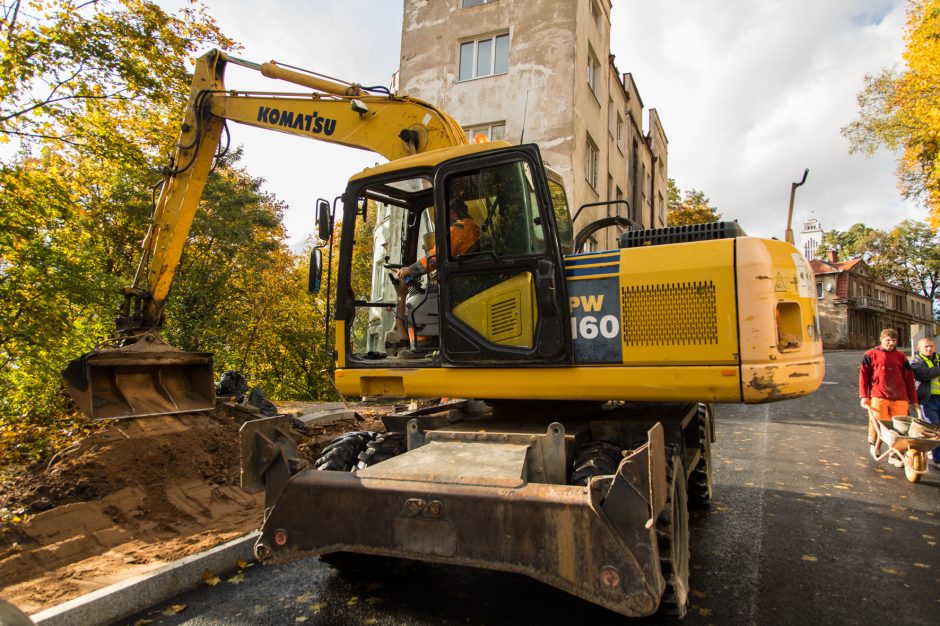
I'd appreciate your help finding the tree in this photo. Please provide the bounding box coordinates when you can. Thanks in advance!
[666,178,722,226]
[1,0,235,160]
[819,223,881,261]
[820,220,939,317]
[842,0,940,227]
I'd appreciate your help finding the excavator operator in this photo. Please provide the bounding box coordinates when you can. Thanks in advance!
[397,189,481,281]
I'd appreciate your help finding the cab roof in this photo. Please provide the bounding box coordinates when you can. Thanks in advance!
[349,140,513,182]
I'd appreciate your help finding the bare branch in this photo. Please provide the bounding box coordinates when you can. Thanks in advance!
[0,128,86,147]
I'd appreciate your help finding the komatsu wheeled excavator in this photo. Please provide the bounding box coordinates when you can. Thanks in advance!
[63,49,824,618]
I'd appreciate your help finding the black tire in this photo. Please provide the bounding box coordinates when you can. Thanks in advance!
[688,403,713,508]
[656,448,690,618]
[355,432,407,470]
[569,440,623,486]
[314,431,376,471]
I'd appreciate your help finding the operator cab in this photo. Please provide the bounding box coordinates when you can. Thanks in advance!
[333,143,573,369]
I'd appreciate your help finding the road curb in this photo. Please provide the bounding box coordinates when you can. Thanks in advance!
[30,531,260,626]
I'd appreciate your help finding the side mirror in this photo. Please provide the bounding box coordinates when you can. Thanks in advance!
[308,248,323,294]
[316,198,332,242]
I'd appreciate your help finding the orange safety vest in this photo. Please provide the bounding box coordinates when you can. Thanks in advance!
[417,218,481,272]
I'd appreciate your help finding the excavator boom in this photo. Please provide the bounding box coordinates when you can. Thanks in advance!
[63,49,467,420]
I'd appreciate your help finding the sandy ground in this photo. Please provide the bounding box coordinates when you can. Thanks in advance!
[0,404,386,615]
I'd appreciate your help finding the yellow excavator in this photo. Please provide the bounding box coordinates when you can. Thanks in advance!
[63,49,824,618]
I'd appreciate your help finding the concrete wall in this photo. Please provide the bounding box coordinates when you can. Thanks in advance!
[400,0,577,180]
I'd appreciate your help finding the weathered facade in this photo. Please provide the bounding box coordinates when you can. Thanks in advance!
[811,251,934,350]
[397,0,668,250]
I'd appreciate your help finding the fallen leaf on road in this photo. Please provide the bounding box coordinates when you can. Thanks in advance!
[227,572,245,584]
[365,596,385,605]
[923,534,936,540]
[880,474,897,480]
[237,559,253,569]
[691,590,706,599]
[909,516,920,520]
[311,602,326,613]
[880,567,902,576]
[801,555,817,562]
[913,562,930,569]
[202,569,221,586]
[365,619,379,625]
[162,604,187,616]
[295,618,308,623]
[697,608,713,617]
[296,593,315,603]
[347,596,359,607]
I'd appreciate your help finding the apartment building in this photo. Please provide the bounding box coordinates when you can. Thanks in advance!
[811,250,934,350]
[397,0,668,250]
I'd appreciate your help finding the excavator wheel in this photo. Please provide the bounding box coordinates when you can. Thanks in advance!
[656,447,690,618]
[688,403,713,508]
[314,431,376,472]
[355,432,407,470]
[569,440,623,486]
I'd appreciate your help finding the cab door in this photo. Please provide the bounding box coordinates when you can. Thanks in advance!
[434,145,571,365]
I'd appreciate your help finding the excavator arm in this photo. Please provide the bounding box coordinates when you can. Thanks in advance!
[128,49,466,331]
[67,49,468,420]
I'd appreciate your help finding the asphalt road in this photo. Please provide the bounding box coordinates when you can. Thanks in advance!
[124,350,940,625]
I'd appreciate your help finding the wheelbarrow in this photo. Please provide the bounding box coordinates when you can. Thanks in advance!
[868,408,940,483]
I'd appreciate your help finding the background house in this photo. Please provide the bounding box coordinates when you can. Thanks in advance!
[396,0,668,250]
[811,250,934,350]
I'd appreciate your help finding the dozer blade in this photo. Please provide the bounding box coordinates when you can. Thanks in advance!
[62,334,214,420]
[252,427,670,618]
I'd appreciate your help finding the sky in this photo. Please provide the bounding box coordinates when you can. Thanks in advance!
[156,0,922,246]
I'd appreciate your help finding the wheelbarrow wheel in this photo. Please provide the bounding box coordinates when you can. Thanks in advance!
[904,449,925,483]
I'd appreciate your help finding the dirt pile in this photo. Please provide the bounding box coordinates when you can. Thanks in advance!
[0,405,386,615]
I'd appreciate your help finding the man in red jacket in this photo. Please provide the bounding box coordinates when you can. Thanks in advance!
[859,328,918,453]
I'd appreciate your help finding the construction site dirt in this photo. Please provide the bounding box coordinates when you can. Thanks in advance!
[0,403,386,615]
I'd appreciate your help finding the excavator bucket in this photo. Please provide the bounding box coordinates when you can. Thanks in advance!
[62,334,215,420]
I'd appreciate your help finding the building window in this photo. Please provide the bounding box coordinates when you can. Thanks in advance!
[462,0,495,8]
[587,48,600,99]
[459,33,509,81]
[616,113,624,153]
[590,0,602,28]
[658,192,665,224]
[816,282,823,299]
[464,122,506,143]
[585,136,599,190]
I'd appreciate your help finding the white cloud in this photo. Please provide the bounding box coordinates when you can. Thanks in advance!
[610,0,923,238]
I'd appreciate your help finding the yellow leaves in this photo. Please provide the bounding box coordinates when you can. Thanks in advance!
[226,572,245,585]
[346,595,359,607]
[202,569,221,586]
[880,567,903,576]
[161,604,187,616]
[801,555,818,562]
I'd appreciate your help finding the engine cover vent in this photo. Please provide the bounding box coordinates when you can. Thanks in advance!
[621,281,719,346]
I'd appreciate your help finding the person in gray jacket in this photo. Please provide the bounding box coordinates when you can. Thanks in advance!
[911,337,940,466]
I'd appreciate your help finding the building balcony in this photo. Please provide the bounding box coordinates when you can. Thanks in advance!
[854,295,886,312]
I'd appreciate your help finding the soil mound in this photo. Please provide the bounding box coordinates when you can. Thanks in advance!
[0,404,389,615]
[0,412,260,614]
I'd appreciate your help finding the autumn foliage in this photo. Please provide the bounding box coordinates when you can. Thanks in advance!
[0,2,336,463]
[843,0,940,228]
